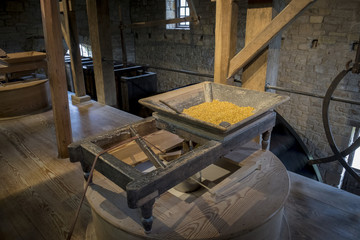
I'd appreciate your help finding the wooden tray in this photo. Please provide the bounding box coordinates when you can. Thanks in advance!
[139,81,289,134]
[0,51,46,65]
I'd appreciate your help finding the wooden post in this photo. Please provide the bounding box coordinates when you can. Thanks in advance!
[62,0,91,103]
[40,0,73,158]
[241,0,273,91]
[86,0,117,106]
[242,0,285,92]
[214,0,238,84]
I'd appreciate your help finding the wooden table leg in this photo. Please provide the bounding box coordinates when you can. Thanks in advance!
[262,130,272,150]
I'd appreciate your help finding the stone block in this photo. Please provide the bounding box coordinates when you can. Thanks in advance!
[298,43,309,50]
[319,35,337,45]
[310,16,324,24]
[6,1,24,12]
[299,24,313,35]
[329,32,347,37]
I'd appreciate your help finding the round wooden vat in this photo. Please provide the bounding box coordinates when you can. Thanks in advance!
[86,147,290,240]
[0,79,51,119]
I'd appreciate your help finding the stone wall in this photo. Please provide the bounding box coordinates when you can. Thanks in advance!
[130,0,247,92]
[276,0,360,186]
[0,0,135,62]
[0,0,44,52]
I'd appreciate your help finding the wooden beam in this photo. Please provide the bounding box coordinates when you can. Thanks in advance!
[228,0,315,79]
[62,0,89,102]
[40,0,73,158]
[241,0,273,91]
[127,16,194,29]
[214,0,238,84]
[0,60,47,74]
[86,0,117,106]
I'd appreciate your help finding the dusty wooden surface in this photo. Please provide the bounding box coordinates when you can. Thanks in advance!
[0,93,140,240]
[285,172,360,240]
[85,142,290,239]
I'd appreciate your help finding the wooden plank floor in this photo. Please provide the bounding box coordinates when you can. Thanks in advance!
[0,94,141,240]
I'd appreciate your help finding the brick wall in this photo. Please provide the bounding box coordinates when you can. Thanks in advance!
[276,0,360,186]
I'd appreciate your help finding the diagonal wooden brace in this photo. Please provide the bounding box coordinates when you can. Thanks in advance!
[227,0,316,79]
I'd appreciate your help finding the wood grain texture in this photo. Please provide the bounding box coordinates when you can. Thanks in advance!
[214,0,237,84]
[241,0,272,91]
[0,92,140,240]
[40,0,72,158]
[85,143,290,239]
[0,79,51,119]
[108,130,183,166]
[285,172,360,240]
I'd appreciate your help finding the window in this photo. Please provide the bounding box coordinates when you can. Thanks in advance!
[176,0,190,28]
[65,43,92,58]
[166,0,190,30]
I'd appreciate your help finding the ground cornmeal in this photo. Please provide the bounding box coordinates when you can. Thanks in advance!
[182,100,255,125]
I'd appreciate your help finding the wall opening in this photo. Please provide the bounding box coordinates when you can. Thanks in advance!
[166,0,190,30]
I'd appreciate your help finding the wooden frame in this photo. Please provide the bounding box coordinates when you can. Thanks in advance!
[214,0,316,84]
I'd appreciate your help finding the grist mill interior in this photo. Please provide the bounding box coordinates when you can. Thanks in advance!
[0,0,360,239]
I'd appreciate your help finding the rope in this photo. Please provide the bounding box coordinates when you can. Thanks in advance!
[66,135,139,240]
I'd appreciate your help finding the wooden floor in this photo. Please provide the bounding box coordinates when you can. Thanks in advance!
[0,94,140,240]
[1,93,360,240]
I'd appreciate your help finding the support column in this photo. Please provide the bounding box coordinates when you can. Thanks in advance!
[214,0,238,85]
[86,0,117,106]
[62,0,91,103]
[242,0,285,91]
[40,0,73,158]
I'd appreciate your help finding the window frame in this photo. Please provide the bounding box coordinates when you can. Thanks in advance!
[175,0,190,29]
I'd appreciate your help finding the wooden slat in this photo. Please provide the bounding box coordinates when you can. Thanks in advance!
[0,60,47,74]
[214,0,238,84]
[40,0,72,158]
[108,130,183,166]
[228,0,315,79]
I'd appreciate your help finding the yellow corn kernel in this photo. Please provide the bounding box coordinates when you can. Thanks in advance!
[183,100,255,125]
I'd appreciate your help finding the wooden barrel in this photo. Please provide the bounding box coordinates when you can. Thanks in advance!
[86,143,290,240]
[0,79,51,119]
